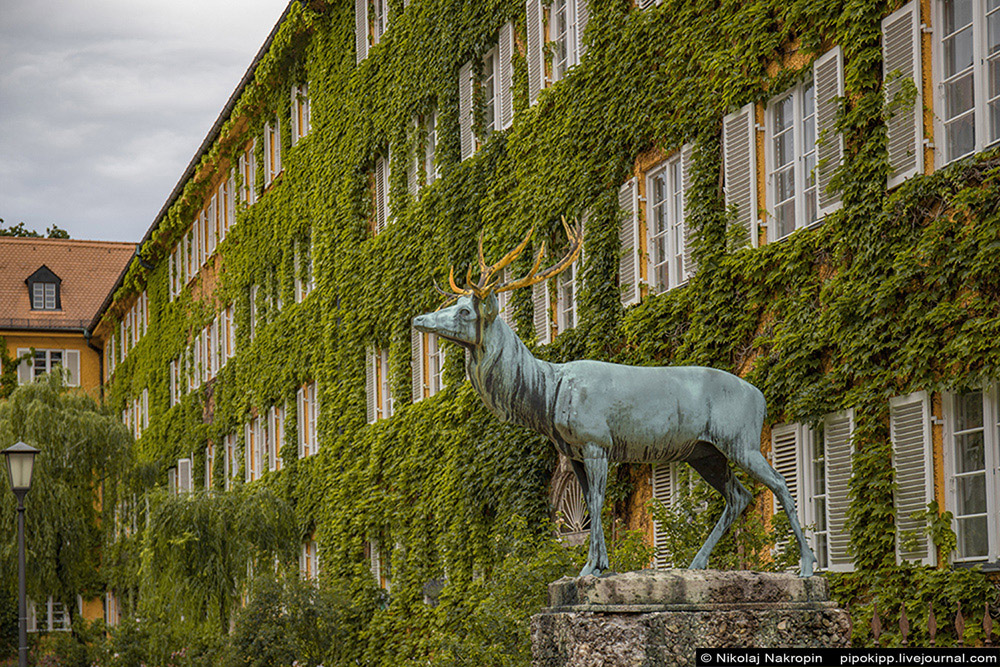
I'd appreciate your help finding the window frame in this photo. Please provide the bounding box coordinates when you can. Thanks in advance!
[933,0,1000,166]
[645,154,690,292]
[765,77,820,242]
[942,384,1000,563]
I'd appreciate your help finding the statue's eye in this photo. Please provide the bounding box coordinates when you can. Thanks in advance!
[459,308,472,317]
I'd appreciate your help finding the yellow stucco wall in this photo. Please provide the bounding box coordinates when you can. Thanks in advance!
[2,330,102,399]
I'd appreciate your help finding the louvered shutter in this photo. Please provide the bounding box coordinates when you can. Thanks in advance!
[652,462,674,568]
[499,22,515,129]
[178,458,192,493]
[407,150,419,197]
[411,328,423,403]
[814,47,844,216]
[62,349,80,387]
[16,348,31,385]
[375,157,386,233]
[575,0,590,60]
[527,0,543,104]
[824,410,855,571]
[771,423,801,517]
[499,270,515,329]
[365,347,376,424]
[618,178,640,306]
[722,103,758,247]
[458,61,474,160]
[369,540,381,584]
[638,0,658,8]
[889,391,936,565]
[355,0,368,63]
[883,1,923,188]
[680,144,696,280]
[533,280,551,345]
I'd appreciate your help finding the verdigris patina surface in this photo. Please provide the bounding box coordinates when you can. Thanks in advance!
[413,222,817,577]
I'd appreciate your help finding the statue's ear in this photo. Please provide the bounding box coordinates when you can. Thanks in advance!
[479,293,499,323]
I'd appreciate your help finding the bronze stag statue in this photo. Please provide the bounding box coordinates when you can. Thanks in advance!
[413,221,817,578]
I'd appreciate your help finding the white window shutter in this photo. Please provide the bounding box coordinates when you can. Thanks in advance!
[458,61,474,160]
[499,22,515,130]
[532,280,551,345]
[411,327,423,403]
[889,391,936,565]
[652,462,674,568]
[575,0,590,60]
[680,144,696,280]
[638,0,658,8]
[883,1,923,189]
[814,47,844,216]
[527,0,543,105]
[365,347,376,424]
[178,458,192,493]
[771,423,801,517]
[16,349,31,385]
[61,349,79,387]
[722,103,758,247]
[618,178,640,306]
[375,157,387,234]
[355,0,368,63]
[824,410,855,572]
[407,150,419,198]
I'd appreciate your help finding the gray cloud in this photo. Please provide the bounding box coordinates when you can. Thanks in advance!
[0,0,288,241]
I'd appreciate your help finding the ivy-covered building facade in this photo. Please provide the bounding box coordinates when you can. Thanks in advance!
[88,0,999,654]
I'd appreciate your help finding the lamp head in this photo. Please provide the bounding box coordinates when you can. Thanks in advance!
[3,442,39,497]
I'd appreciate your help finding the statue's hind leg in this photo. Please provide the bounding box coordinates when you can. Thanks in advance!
[686,446,752,569]
[729,444,817,577]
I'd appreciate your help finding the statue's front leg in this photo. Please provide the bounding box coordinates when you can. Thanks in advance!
[579,443,609,577]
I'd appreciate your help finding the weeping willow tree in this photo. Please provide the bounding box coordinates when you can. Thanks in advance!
[0,373,133,643]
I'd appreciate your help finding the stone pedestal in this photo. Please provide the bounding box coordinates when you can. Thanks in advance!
[531,570,850,667]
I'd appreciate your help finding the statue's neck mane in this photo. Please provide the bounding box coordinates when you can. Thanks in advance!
[464,318,558,436]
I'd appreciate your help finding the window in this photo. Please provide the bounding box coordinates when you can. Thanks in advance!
[205,441,215,489]
[646,153,692,291]
[556,263,577,333]
[771,413,855,572]
[412,330,446,402]
[366,346,393,422]
[943,386,1000,563]
[300,539,319,580]
[245,415,264,482]
[291,83,311,144]
[224,304,236,361]
[298,382,319,457]
[268,403,285,471]
[497,269,516,329]
[264,119,282,186]
[527,0,589,104]
[16,348,79,387]
[27,597,70,633]
[459,24,515,160]
[249,284,259,340]
[767,80,819,239]
[366,539,389,589]
[372,152,391,234]
[104,592,120,627]
[295,238,315,302]
[239,141,257,205]
[355,0,388,63]
[26,265,61,310]
[224,432,237,491]
[935,0,1000,165]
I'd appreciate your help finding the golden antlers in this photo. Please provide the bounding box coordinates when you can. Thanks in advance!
[440,217,583,300]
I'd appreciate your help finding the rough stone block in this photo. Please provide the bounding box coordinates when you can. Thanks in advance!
[531,570,851,667]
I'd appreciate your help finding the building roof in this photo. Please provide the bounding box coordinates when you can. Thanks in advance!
[0,237,136,332]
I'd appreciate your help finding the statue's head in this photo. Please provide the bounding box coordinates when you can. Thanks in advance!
[412,219,583,349]
[413,293,498,348]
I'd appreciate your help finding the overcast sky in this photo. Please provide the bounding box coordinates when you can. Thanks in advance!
[0,0,290,242]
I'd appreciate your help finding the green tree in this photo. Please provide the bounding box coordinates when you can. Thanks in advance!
[0,373,133,650]
[0,218,70,238]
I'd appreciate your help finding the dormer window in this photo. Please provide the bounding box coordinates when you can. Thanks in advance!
[26,265,61,311]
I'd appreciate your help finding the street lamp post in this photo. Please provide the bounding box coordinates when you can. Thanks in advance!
[4,442,39,667]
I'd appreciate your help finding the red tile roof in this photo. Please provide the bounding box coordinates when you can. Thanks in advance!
[0,238,135,331]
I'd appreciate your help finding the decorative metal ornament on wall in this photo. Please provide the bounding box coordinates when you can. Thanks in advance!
[551,455,590,544]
